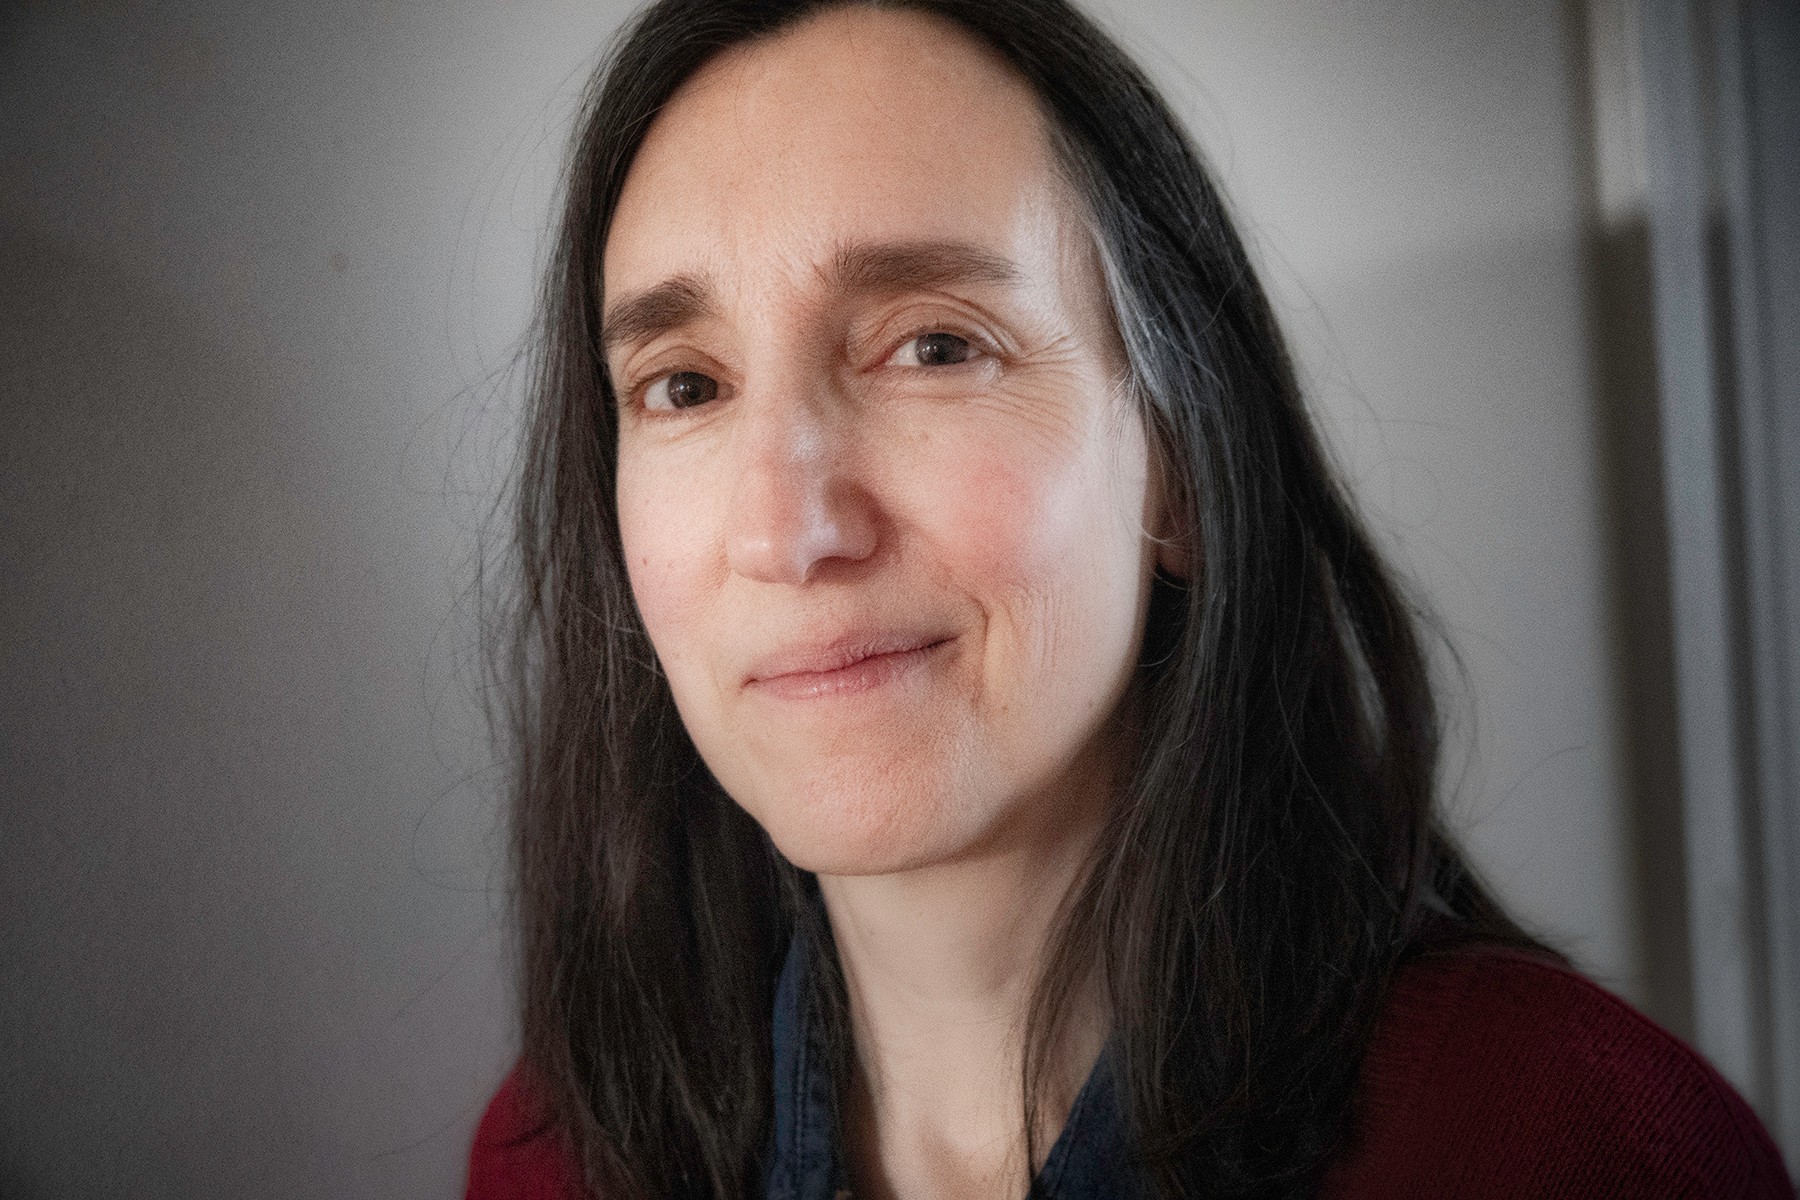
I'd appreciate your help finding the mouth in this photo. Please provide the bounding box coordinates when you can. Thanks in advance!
[745,635,953,701]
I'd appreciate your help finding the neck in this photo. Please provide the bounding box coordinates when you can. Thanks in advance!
[816,788,1111,1199]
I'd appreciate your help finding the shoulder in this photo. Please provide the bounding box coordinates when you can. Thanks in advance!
[465,1064,589,1200]
[1320,946,1794,1200]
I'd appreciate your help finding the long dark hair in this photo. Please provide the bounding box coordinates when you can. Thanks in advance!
[499,1,1539,1196]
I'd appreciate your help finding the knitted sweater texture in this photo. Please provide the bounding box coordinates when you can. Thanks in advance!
[467,947,1794,1198]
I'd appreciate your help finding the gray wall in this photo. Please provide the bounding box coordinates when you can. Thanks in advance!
[0,1,1679,1195]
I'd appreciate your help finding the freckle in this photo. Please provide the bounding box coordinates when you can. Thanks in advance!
[328,251,349,274]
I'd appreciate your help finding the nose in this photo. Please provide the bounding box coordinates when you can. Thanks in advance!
[724,382,878,585]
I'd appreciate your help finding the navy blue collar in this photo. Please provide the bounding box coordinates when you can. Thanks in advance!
[764,927,1145,1199]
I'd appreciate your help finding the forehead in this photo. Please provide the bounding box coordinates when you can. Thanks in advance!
[603,6,1071,297]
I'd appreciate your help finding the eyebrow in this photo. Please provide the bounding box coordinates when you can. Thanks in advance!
[599,239,1024,355]
[829,238,1024,296]
[600,274,715,355]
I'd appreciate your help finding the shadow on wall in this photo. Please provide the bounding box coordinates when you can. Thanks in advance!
[1581,211,1695,1045]
[0,218,510,1198]
[1,219,301,1195]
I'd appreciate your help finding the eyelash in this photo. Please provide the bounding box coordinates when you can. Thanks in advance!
[882,326,993,370]
[638,370,722,413]
[625,324,997,415]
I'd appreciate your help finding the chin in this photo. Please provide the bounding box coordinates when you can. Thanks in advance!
[730,755,976,878]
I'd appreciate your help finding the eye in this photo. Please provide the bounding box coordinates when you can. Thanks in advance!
[642,370,719,411]
[888,331,976,368]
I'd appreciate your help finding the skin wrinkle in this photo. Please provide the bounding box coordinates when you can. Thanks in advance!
[608,244,1030,397]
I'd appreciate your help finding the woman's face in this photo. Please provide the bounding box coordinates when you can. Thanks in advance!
[604,6,1170,876]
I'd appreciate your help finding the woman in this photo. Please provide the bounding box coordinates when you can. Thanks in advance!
[470,0,1792,1196]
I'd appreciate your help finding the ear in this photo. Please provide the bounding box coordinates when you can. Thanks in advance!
[1156,530,1191,580]
[1146,444,1192,581]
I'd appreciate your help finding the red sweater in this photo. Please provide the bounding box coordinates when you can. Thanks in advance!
[468,948,1794,1198]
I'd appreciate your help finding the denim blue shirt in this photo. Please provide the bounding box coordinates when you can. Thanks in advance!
[764,929,1145,1199]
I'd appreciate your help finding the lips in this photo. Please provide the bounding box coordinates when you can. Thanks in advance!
[744,632,952,700]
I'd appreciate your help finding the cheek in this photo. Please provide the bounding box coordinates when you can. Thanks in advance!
[616,458,714,674]
[922,414,1150,656]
